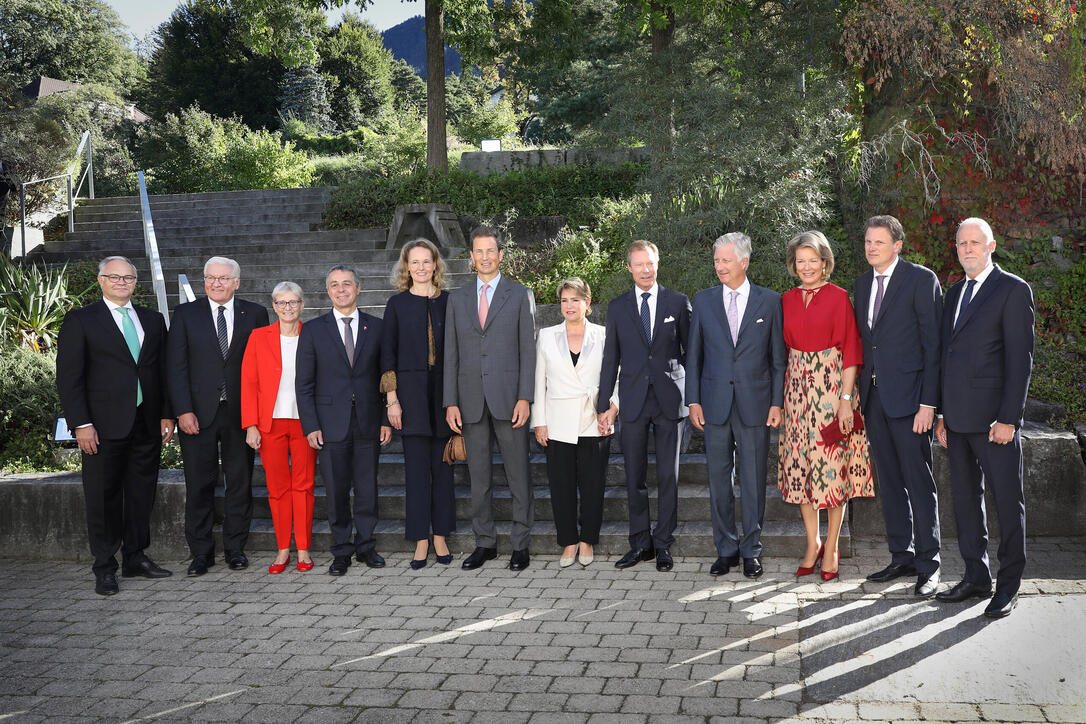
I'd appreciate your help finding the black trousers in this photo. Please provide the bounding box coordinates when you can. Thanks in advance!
[179,400,254,557]
[81,405,161,575]
[619,387,682,550]
[321,412,379,557]
[946,427,1027,595]
[545,436,610,546]
[402,434,455,541]
[865,386,941,576]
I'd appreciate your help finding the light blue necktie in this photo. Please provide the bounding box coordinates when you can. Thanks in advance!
[118,307,142,406]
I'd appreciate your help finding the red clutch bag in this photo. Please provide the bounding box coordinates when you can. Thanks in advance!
[819,410,865,448]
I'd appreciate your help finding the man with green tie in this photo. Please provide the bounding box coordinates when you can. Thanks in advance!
[57,256,175,596]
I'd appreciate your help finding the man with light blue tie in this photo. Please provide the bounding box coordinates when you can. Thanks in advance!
[686,233,785,578]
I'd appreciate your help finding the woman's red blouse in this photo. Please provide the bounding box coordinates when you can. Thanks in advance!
[781,283,863,369]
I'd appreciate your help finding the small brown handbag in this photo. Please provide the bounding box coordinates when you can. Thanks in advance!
[442,434,467,464]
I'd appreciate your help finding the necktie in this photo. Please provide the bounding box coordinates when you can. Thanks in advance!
[640,292,652,341]
[871,274,886,327]
[342,317,355,367]
[118,307,142,407]
[726,290,739,345]
[216,305,229,358]
[956,278,977,328]
[478,282,490,327]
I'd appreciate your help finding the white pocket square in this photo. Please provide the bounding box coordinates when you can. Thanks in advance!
[664,316,675,323]
[756,318,765,323]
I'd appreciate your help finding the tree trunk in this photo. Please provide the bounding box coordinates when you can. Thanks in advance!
[650,3,676,155]
[425,0,448,173]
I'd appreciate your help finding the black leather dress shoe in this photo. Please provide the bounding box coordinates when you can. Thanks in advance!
[656,548,674,572]
[356,550,386,568]
[615,547,654,569]
[866,562,917,582]
[225,551,249,570]
[94,572,119,596]
[462,547,498,570]
[509,549,530,571]
[914,571,940,597]
[984,591,1018,618]
[122,558,173,579]
[710,554,740,576]
[743,557,763,579]
[935,579,992,603]
[186,555,214,577]
[329,556,351,576]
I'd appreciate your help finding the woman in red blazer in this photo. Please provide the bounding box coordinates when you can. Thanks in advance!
[241,281,317,573]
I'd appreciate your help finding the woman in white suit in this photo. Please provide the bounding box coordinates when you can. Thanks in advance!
[533,278,619,567]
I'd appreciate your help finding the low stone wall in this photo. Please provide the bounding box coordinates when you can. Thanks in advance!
[459,147,650,176]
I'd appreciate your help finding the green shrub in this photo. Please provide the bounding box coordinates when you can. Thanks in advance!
[324,163,645,230]
[0,257,78,352]
[1030,336,1086,426]
[0,347,63,473]
[290,126,371,156]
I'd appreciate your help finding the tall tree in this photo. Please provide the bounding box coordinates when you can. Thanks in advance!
[424,0,449,171]
[278,62,336,132]
[318,13,395,130]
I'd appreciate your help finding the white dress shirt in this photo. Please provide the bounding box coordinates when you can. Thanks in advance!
[867,255,900,328]
[477,272,502,308]
[333,307,360,346]
[210,297,235,347]
[634,282,660,337]
[722,278,751,336]
[103,297,145,346]
[953,260,995,326]
[272,335,300,419]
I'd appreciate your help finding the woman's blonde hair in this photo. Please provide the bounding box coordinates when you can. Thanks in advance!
[391,238,446,292]
[786,230,835,279]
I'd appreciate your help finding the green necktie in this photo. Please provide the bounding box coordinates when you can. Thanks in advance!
[118,307,143,407]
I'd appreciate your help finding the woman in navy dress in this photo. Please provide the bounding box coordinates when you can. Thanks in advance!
[381,239,455,569]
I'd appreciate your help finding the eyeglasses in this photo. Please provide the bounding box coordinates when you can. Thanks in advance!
[100,274,137,284]
[273,299,302,308]
[204,275,235,285]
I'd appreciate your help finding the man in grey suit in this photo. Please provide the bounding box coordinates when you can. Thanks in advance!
[445,226,537,571]
[686,233,786,578]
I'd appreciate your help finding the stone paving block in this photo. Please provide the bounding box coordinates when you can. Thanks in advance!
[565,693,626,713]
[451,691,515,711]
[586,715,647,724]
[799,701,859,719]
[527,713,589,724]
[739,697,800,718]
[529,661,585,677]
[353,708,416,723]
[680,696,740,716]
[1044,704,1086,723]
[241,703,310,722]
[915,702,979,721]
[508,692,570,711]
[548,675,606,694]
[857,702,920,720]
[978,703,1046,721]
[396,689,459,709]
[621,695,683,714]
[494,675,552,693]
[468,711,531,724]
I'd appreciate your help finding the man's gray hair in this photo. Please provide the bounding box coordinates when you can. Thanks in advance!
[327,264,360,285]
[204,256,241,278]
[98,255,137,276]
[713,232,752,261]
[271,281,303,302]
[957,217,995,243]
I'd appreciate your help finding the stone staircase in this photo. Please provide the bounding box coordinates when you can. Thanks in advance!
[37,187,849,560]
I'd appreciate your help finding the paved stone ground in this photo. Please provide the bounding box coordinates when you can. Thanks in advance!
[1,537,1084,724]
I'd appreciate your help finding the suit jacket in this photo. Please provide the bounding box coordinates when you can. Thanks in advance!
[685,283,785,426]
[531,321,618,443]
[380,290,452,438]
[853,259,943,418]
[240,320,303,434]
[939,264,1034,433]
[57,300,172,438]
[167,297,267,427]
[296,309,386,442]
[598,286,691,422]
[443,276,537,424]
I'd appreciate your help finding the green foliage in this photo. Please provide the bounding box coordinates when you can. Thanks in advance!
[0,346,64,474]
[0,0,142,89]
[997,239,1086,354]
[390,58,427,112]
[324,163,645,230]
[135,105,313,194]
[453,97,519,147]
[0,87,71,224]
[1029,337,1086,426]
[0,257,77,352]
[278,63,336,134]
[318,13,395,130]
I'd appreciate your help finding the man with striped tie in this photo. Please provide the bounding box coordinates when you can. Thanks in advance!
[57,256,176,595]
[168,257,268,576]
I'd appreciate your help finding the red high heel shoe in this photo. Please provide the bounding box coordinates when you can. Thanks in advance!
[796,544,825,576]
[820,550,840,582]
[268,555,291,574]
[296,557,314,572]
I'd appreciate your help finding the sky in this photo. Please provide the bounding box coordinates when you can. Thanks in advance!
[104,0,421,42]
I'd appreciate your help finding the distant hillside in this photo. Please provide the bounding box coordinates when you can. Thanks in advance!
[381,15,462,78]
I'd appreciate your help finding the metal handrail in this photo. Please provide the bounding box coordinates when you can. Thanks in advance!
[178,273,196,304]
[137,171,169,324]
[17,130,93,257]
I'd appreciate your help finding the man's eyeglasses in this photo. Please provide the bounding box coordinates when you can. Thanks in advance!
[100,274,137,284]
[204,275,235,285]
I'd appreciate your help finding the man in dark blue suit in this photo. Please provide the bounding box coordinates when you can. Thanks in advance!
[686,233,785,579]
[296,265,392,576]
[935,218,1034,618]
[598,240,691,572]
[853,215,944,597]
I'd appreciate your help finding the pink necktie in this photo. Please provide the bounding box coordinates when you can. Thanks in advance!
[479,283,489,327]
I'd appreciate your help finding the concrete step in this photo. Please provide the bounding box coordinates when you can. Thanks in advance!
[58,229,385,247]
[36,238,387,261]
[75,207,327,225]
[71,218,323,234]
[146,249,464,271]
[78,187,331,207]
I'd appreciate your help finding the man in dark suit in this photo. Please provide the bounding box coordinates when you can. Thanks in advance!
[168,256,268,576]
[598,240,691,572]
[444,226,537,571]
[296,265,392,576]
[853,215,944,597]
[686,233,785,579]
[57,256,175,595]
[935,217,1034,618]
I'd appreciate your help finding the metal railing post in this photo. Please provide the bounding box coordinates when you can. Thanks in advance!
[137,171,170,323]
[19,184,26,258]
[87,137,95,200]
[66,175,74,233]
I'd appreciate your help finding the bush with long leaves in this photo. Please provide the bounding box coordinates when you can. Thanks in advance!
[0,256,76,352]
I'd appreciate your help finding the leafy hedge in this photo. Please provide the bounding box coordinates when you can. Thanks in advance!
[322,163,646,230]
[0,347,65,473]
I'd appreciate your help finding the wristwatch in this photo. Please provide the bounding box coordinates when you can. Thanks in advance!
[840,392,852,401]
